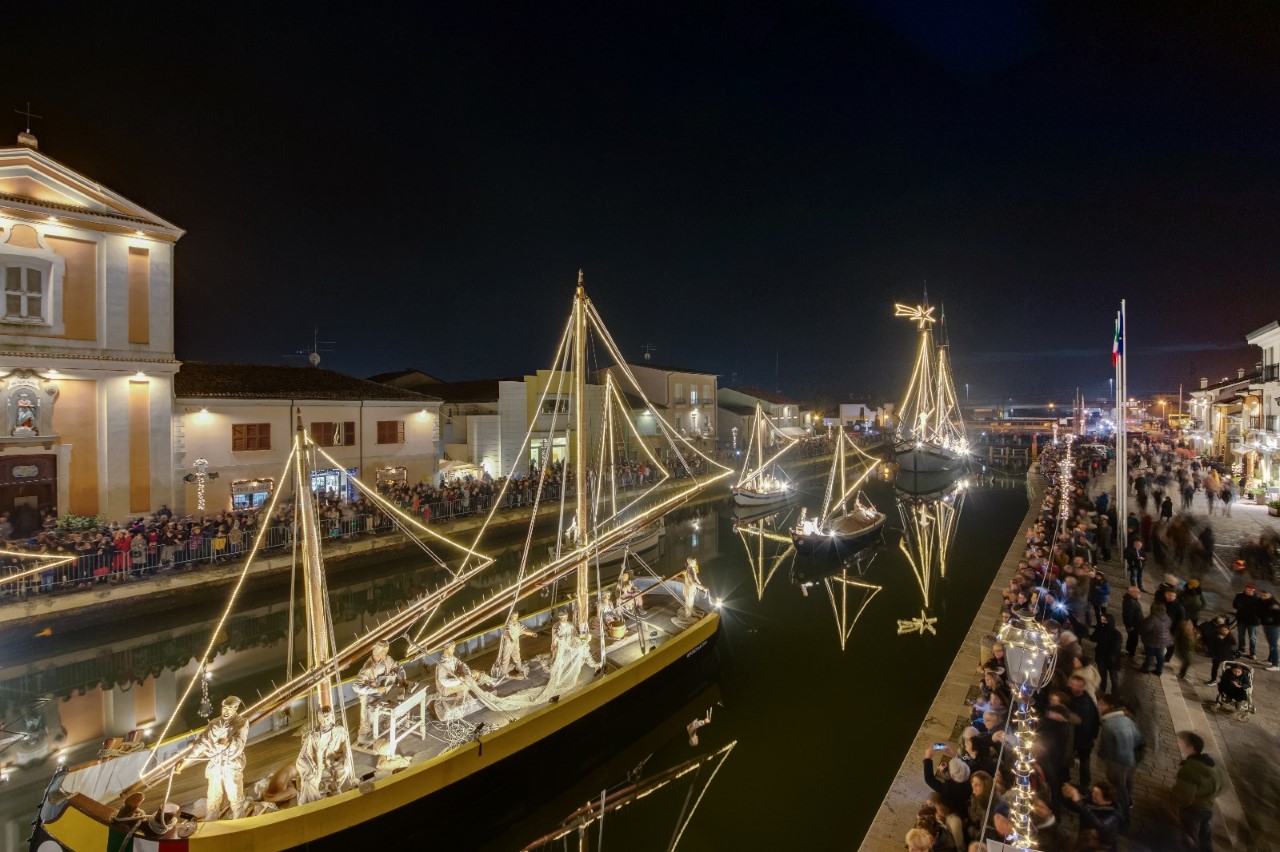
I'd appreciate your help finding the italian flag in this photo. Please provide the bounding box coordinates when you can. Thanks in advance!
[1112,312,1124,367]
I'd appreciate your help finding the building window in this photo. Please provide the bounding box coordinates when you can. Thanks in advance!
[676,414,682,429]
[690,387,698,405]
[232,423,271,451]
[541,397,570,415]
[3,264,44,323]
[311,421,356,447]
[376,420,405,444]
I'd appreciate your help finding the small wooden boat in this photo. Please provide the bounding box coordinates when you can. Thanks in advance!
[791,431,885,551]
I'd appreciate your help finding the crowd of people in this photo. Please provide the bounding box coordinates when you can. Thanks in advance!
[0,492,396,596]
[908,436,1234,851]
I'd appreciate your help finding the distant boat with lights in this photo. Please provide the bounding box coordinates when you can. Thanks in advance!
[891,302,969,476]
[790,430,885,551]
[731,401,800,507]
[30,273,731,851]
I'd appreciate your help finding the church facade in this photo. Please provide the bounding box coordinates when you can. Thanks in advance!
[0,133,443,527]
[0,132,180,528]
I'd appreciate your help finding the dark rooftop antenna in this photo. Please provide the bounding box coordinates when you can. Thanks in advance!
[641,343,656,362]
[284,326,336,367]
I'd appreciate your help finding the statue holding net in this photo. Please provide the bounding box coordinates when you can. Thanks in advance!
[295,706,353,804]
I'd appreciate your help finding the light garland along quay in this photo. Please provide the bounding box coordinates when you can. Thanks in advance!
[861,467,1047,850]
[866,434,1280,852]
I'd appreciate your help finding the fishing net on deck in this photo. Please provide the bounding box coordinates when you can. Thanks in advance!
[446,638,600,719]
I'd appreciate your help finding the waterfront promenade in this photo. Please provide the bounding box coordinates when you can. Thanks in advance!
[1087,467,1280,851]
[861,470,1048,849]
[863,460,1280,851]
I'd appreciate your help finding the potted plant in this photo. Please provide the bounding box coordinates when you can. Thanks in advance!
[1268,500,1280,517]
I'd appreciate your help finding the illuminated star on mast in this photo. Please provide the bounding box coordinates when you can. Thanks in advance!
[893,303,937,329]
[896,610,938,635]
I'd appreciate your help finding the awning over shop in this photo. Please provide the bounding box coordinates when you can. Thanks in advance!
[439,460,484,477]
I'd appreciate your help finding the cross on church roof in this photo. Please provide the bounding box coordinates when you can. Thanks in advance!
[14,102,42,134]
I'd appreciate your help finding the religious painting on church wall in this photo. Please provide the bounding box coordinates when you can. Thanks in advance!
[0,370,59,439]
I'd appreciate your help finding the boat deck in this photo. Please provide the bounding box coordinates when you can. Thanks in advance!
[143,594,694,813]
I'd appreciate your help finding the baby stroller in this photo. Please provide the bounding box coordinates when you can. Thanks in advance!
[1208,661,1255,721]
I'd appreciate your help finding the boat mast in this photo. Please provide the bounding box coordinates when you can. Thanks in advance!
[574,270,590,633]
[295,414,338,712]
[756,402,765,477]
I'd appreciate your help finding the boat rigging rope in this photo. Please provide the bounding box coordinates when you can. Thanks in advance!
[143,441,299,772]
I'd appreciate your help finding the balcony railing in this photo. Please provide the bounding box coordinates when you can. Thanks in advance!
[673,397,688,405]
[1263,364,1280,383]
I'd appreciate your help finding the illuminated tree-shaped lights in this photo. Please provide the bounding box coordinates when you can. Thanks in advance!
[997,616,1058,851]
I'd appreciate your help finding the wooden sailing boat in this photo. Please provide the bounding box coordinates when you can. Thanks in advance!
[892,302,968,475]
[789,431,885,551]
[31,273,733,851]
[731,402,799,507]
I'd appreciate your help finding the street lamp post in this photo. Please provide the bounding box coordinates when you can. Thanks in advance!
[183,458,220,519]
[999,616,1059,850]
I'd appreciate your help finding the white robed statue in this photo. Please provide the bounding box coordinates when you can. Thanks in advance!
[295,706,353,804]
[681,558,708,620]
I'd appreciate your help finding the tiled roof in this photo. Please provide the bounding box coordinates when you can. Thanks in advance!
[366,368,444,384]
[428,377,523,404]
[718,402,755,417]
[724,385,801,406]
[620,390,667,410]
[0,190,161,227]
[628,361,718,377]
[175,362,440,401]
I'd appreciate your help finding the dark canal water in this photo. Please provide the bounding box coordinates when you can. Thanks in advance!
[0,471,1027,852]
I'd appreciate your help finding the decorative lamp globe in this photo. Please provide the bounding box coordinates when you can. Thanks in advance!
[998,617,1057,689]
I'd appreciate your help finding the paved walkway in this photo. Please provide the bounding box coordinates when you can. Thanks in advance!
[863,464,1280,851]
[861,473,1047,850]
[1089,470,1280,852]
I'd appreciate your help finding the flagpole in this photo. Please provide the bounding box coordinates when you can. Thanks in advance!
[1120,299,1128,540]
[1114,304,1125,540]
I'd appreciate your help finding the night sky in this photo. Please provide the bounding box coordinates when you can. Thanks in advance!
[10,2,1280,404]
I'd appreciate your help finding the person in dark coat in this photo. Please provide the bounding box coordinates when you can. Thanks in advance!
[1036,699,1077,812]
[1181,579,1207,627]
[1124,539,1147,590]
[1205,621,1238,685]
[1121,586,1144,658]
[1234,584,1261,658]
[921,747,972,814]
[1067,675,1101,790]
[1162,587,1187,663]
[1091,612,1124,693]
[1140,602,1172,675]
[1063,781,1123,850]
